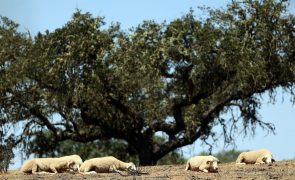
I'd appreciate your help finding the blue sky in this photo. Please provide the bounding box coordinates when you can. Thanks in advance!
[0,0,295,169]
[0,0,233,34]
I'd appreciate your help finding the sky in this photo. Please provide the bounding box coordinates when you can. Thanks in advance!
[0,0,295,169]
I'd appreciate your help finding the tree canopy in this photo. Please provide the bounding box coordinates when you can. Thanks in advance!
[0,0,294,165]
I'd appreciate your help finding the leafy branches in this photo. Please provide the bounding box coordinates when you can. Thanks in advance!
[0,0,294,165]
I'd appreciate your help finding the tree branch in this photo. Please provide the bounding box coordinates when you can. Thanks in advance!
[17,101,58,136]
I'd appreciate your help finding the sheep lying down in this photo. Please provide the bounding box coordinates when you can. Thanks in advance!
[79,156,136,174]
[20,155,82,174]
[236,149,275,165]
[185,156,220,173]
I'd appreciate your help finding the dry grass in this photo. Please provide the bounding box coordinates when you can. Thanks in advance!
[1,160,295,179]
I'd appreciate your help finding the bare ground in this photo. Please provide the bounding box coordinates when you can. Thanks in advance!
[1,160,295,180]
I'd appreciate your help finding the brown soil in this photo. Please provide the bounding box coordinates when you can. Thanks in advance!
[1,160,295,180]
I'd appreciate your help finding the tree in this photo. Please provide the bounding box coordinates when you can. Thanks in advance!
[0,138,15,172]
[0,126,15,172]
[0,16,27,171]
[0,0,294,165]
[26,135,185,165]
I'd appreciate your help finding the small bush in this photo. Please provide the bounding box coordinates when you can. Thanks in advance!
[0,139,15,172]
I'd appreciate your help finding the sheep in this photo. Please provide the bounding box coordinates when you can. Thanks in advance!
[79,156,136,174]
[236,149,275,165]
[59,154,83,172]
[20,154,82,174]
[185,155,220,173]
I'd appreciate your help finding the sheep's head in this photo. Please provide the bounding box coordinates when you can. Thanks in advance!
[67,160,80,172]
[126,162,136,171]
[65,155,82,172]
[126,162,140,175]
[262,154,275,164]
[207,158,219,172]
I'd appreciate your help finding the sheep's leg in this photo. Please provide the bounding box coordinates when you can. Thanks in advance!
[79,165,96,174]
[110,165,124,175]
[255,156,266,164]
[82,171,97,174]
[32,164,54,175]
[109,165,116,172]
[49,164,58,174]
[113,169,125,176]
[235,155,245,165]
[184,162,190,171]
[83,165,92,173]
[236,162,246,165]
[31,164,38,174]
[201,169,209,173]
[36,171,55,175]
[199,164,208,173]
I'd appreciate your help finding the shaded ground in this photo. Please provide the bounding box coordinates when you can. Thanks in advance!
[1,160,295,180]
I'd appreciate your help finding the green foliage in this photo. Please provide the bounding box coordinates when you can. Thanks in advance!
[0,137,15,172]
[28,138,138,164]
[56,140,136,162]
[199,149,244,163]
[215,149,244,163]
[0,1,295,165]
[157,151,186,165]
[27,135,185,165]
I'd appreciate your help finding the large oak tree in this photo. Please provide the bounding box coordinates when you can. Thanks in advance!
[0,0,294,165]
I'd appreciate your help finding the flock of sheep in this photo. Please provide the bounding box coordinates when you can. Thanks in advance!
[19,148,275,175]
[185,149,274,173]
[20,155,136,175]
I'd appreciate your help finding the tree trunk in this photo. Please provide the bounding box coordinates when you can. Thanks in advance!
[138,148,158,166]
[133,137,158,165]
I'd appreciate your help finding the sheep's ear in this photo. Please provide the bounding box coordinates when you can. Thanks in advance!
[271,158,275,163]
[128,163,135,168]
[214,158,220,163]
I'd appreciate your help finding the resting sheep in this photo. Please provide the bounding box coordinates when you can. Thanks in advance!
[236,149,275,165]
[79,156,136,174]
[59,154,83,172]
[20,154,82,174]
[185,156,219,173]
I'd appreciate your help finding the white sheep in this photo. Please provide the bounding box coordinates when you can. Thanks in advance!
[59,154,83,172]
[236,149,275,165]
[185,155,220,173]
[79,156,136,174]
[20,154,82,174]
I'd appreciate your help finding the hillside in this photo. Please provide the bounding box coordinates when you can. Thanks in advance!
[1,160,295,179]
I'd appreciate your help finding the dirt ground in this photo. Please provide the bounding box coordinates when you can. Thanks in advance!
[1,160,295,180]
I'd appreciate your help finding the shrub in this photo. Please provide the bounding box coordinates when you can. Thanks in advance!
[0,138,15,172]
